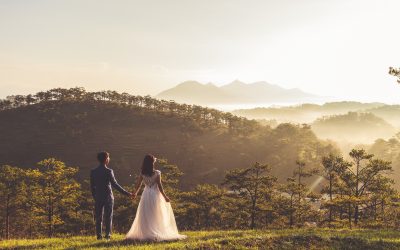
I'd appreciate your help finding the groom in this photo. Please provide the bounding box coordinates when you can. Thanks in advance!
[90,151,132,240]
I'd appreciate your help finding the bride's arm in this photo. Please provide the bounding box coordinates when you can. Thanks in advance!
[131,175,143,199]
[156,174,170,202]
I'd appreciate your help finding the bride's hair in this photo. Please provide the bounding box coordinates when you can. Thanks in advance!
[141,154,156,177]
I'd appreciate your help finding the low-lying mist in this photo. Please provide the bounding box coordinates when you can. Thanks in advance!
[233,102,400,146]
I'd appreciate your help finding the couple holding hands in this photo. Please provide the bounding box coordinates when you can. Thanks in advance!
[90,152,186,241]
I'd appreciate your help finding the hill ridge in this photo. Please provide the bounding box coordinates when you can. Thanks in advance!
[0,87,335,189]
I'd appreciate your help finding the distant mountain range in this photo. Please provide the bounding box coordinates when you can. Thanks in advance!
[156,80,321,105]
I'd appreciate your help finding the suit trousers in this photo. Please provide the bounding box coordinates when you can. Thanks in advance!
[94,197,114,238]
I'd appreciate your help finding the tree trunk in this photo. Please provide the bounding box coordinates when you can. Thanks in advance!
[381,199,385,226]
[339,207,343,220]
[48,194,53,238]
[297,165,303,225]
[250,199,256,229]
[354,159,360,225]
[329,175,333,224]
[205,212,210,229]
[289,195,294,227]
[5,194,10,240]
[354,205,359,225]
[250,169,259,229]
[29,220,32,238]
[348,203,352,229]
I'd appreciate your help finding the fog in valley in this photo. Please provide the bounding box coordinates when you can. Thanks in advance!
[233,102,400,143]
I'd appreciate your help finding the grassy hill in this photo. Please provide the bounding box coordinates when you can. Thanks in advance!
[2,229,400,249]
[0,88,335,188]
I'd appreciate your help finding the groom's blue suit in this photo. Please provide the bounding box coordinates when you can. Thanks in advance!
[90,165,131,239]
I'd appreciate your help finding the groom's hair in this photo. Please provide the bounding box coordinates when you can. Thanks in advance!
[97,151,109,163]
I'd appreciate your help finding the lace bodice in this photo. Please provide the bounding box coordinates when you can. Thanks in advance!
[142,170,160,188]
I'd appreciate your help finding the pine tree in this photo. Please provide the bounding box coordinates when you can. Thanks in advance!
[321,154,351,225]
[0,165,25,239]
[223,162,277,229]
[35,158,81,237]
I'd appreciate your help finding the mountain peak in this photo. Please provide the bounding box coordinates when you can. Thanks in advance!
[176,80,203,88]
[227,80,246,86]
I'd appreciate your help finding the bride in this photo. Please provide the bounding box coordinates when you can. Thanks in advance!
[126,154,187,241]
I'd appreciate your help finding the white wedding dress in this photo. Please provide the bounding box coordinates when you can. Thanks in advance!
[125,170,186,241]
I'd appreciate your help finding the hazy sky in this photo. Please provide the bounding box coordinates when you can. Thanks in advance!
[1,0,400,102]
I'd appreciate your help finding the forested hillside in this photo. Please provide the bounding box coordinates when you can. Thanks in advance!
[312,112,396,144]
[0,87,335,188]
[233,102,400,146]
[1,88,399,239]
[232,102,386,123]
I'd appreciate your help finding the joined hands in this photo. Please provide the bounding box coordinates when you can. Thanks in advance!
[129,192,170,202]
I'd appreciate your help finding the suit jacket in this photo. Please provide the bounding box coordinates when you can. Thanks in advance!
[90,165,130,201]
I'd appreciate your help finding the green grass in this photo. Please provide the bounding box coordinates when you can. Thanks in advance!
[2,229,400,250]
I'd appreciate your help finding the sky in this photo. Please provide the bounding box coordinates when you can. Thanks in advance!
[1,0,400,103]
